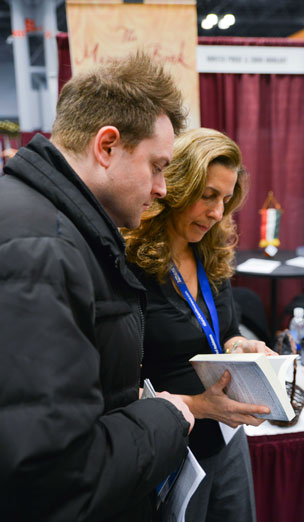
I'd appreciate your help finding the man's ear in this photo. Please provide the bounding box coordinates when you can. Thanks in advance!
[93,126,120,167]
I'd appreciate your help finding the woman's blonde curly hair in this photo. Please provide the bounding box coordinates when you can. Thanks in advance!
[123,127,249,289]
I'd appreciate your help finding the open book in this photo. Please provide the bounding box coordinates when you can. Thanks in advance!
[189,353,297,422]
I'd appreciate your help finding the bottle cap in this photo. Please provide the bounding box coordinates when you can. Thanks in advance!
[294,307,304,318]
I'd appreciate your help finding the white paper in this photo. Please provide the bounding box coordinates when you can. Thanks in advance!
[285,256,304,268]
[219,423,241,445]
[141,378,157,399]
[142,379,206,521]
[237,258,281,274]
[160,448,206,522]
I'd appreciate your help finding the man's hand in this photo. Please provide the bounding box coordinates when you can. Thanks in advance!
[180,371,270,428]
[157,391,195,434]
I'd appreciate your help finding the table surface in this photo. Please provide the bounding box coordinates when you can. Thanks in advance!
[236,250,304,279]
[245,358,304,437]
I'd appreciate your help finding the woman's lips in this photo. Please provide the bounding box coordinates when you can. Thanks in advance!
[195,223,209,232]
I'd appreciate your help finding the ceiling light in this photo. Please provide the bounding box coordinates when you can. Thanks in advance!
[218,18,229,29]
[201,19,214,30]
[218,13,236,30]
[224,14,236,26]
[201,13,218,30]
[206,13,218,25]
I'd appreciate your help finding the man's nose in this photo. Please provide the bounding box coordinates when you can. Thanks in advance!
[152,172,167,199]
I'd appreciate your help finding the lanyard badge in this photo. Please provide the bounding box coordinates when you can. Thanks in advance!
[169,250,222,354]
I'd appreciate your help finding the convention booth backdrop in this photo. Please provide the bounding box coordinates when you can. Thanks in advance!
[198,36,304,251]
[12,33,304,327]
[198,36,304,327]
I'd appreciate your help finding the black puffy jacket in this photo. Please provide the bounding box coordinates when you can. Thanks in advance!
[0,135,189,522]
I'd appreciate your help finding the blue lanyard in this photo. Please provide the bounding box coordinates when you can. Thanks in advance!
[169,251,222,354]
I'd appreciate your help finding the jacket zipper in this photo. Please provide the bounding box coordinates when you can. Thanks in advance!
[138,294,145,368]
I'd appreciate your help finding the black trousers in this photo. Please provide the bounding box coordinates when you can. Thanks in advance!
[185,426,256,522]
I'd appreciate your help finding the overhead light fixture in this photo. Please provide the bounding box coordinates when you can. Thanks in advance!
[224,14,236,26]
[218,13,236,30]
[201,13,218,30]
[206,13,218,25]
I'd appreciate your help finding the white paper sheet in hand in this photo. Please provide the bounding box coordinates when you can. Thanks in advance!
[160,448,206,522]
[237,258,281,274]
[141,379,206,521]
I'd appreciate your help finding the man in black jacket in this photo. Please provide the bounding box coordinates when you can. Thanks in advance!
[0,52,194,521]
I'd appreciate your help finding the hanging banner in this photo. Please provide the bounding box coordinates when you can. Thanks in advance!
[66,0,200,128]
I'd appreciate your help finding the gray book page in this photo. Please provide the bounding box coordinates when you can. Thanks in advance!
[192,358,295,421]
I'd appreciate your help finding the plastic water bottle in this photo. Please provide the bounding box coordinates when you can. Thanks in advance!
[289,307,304,364]
[301,338,304,367]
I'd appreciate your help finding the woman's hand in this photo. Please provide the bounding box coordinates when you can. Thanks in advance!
[225,337,277,356]
[180,371,270,428]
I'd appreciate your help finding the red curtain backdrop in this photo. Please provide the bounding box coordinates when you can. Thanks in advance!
[198,37,304,323]
[21,132,50,146]
[57,32,72,95]
[248,432,304,522]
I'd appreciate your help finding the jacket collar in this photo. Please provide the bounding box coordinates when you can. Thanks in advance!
[4,134,144,290]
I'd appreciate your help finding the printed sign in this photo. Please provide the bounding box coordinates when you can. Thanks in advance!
[197,45,304,74]
[66,0,200,128]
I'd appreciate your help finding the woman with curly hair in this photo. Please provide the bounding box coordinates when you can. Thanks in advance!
[123,127,273,522]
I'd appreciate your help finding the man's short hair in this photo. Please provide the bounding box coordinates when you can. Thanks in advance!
[52,51,187,153]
